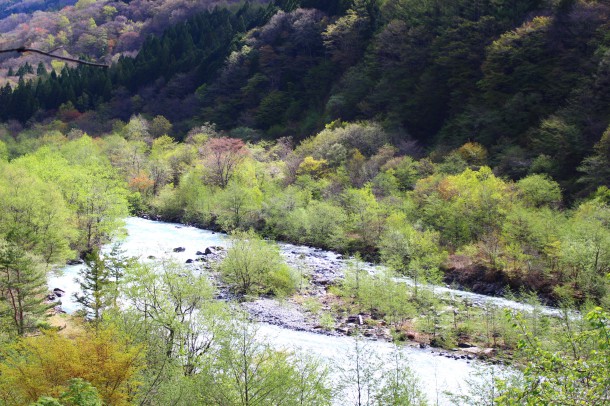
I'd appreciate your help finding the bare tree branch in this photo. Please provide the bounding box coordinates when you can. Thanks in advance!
[0,47,109,68]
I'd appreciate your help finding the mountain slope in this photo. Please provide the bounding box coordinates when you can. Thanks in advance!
[0,0,609,196]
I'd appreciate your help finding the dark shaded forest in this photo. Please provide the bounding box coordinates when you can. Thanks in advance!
[1,0,609,198]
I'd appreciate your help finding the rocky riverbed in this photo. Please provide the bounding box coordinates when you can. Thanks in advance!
[173,241,497,363]
[48,217,510,405]
[48,218,509,363]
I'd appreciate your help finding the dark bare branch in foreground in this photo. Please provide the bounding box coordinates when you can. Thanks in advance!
[0,47,109,68]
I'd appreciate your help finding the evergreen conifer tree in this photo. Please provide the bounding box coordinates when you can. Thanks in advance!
[0,239,51,336]
[74,249,111,326]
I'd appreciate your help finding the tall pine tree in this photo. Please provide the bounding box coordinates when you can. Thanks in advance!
[0,239,51,336]
[74,249,111,326]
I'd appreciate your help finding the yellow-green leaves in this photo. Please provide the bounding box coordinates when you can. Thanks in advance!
[0,326,144,406]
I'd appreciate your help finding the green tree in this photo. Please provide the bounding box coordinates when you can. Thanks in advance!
[0,164,75,265]
[104,243,134,307]
[496,307,610,405]
[219,230,297,297]
[516,174,562,208]
[74,249,111,326]
[340,337,381,406]
[36,62,47,77]
[414,167,511,247]
[214,181,263,231]
[198,319,332,405]
[579,125,610,193]
[149,115,173,138]
[0,240,50,336]
[379,219,446,298]
[0,140,7,161]
[59,378,103,406]
[374,347,428,405]
[122,259,219,368]
[19,138,129,252]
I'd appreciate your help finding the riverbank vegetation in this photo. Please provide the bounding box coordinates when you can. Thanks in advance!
[0,114,608,404]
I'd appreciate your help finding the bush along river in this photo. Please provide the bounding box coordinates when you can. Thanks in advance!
[48,217,526,405]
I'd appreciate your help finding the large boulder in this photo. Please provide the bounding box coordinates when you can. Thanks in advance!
[173,247,186,252]
[53,288,65,297]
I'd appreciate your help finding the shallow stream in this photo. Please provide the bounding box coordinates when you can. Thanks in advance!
[48,217,519,404]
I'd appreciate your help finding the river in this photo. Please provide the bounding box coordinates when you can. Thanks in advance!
[49,217,514,405]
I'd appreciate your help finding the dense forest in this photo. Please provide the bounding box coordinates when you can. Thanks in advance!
[1,0,609,196]
[1,0,610,404]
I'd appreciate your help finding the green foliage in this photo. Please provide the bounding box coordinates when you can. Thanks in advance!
[219,230,298,297]
[0,140,8,161]
[516,174,562,208]
[59,379,103,406]
[340,260,416,326]
[379,219,446,296]
[73,246,133,325]
[557,201,610,302]
[286,200,348,250]
[496,307,610,405]
[415,167,511,246]
[0,239,50,336]
[74,249,110,325]
[457,142,488,166]
[31,397,63,406]
[0,163,75,264]
[374,348,428,406]
[122,259,216,366]
[15,137,129,252]
[213,180,263,231]
[197,320,332,405]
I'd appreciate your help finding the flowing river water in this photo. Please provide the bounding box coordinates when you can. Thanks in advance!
[48,217,525,405]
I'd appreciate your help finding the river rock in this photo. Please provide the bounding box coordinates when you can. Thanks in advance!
[185,259,194,264]
[196,247,214,255]
[316,278,333,286]
[462,346,496,357]
[53,306,66,314]
[53,288,65,297]
[346,315,359,324]
[66,258,84,265]
[173,247,186,252]
[242,298,312,332]
[336,327,350,335]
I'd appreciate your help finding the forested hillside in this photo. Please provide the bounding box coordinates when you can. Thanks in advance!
[0,0,272,85]
[1,0,609,197]
[0,0,76,20]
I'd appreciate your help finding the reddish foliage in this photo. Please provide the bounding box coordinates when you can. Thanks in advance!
[202,137,248,187]
[129,171,154,194]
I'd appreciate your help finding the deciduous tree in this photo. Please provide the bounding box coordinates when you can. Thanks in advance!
[202,137,248,188]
